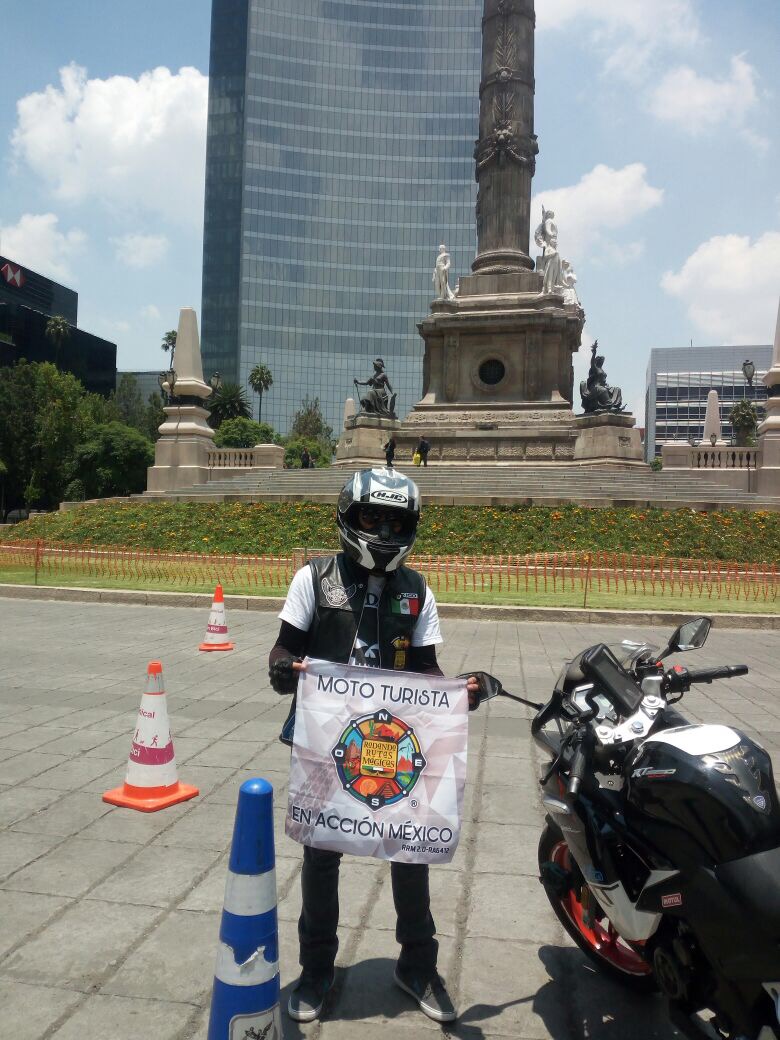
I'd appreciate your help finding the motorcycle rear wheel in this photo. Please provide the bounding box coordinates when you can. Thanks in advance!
[539,820,657,993]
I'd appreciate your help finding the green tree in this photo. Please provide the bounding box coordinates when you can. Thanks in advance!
[284,436,330,468]
[728,399,759,446]
[290,396,334,445]
[161,329,177,366]
[72,423,154,499]
[113,374,146,429]
[45,315,71,368]
[208,382,252,429]
[144,392,166,442]
[0,457,7,521]
[213,417,280,448]
[248,363,273,422]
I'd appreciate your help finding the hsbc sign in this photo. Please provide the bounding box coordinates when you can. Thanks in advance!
[1,262,25,289]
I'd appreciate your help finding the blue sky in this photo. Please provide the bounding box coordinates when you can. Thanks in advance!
[1,0,778,420]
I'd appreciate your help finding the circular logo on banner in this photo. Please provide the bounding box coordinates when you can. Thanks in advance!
[331,708,427,811]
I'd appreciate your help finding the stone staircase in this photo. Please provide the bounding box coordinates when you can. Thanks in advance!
[147,463,778,510]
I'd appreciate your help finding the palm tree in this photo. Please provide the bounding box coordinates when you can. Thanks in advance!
[161,329,177,366]
[248,363,273,422]
[45,315,71,368]
[208,382,252,429]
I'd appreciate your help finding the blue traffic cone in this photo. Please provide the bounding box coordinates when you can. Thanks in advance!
[207,778,283,1039]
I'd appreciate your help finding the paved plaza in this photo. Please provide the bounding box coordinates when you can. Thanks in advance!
[2,600,780,1040]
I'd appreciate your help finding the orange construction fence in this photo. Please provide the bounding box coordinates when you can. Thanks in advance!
[0,541,777,604]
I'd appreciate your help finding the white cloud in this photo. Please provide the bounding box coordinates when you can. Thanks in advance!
[11,63,207,227]
[112,232,169,269]
[531,164,664,263]
[649,55,760,134]
[661,231,780,342]
[141,304,161,321]
[538,0,699,76]
[0,212,86,281]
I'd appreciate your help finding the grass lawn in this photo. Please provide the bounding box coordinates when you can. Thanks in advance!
[2,564,775,614]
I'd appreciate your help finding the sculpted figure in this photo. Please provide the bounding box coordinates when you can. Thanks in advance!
[354,358,397,419]
[580,341,624,414]
[561,260,580,306]
[534,206,562,294]
[432,244,456,301]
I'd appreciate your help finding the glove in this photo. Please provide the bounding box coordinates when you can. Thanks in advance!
[269,656,302,695]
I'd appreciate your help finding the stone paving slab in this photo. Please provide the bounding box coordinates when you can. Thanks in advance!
[2,599,780,1038]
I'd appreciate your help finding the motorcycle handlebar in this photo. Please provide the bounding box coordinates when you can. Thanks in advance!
[567,743,588,797]
[687,665,749,684]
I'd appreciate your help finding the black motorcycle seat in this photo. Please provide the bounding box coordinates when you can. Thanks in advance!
[717,846,780,938]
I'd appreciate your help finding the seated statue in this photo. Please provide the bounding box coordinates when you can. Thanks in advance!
[354,358,397,419]
[580,341,624,414]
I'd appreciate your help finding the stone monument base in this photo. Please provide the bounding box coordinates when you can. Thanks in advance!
[394,406,577,463]
[574,412,645,464]
[146,404,214,492]
[334,415,401,467]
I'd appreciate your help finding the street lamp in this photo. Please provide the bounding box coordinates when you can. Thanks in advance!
[209,371,222,394]
[742,360,756,387]
[709,433,717,446]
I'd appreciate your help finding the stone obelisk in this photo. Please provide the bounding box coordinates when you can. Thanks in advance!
[398,0,585,463]
[757,297,780,496]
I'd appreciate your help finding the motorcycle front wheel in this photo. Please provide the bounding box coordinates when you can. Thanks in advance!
[539,819,657,992]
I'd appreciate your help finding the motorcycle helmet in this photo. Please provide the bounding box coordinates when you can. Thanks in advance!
[337,468,420,573]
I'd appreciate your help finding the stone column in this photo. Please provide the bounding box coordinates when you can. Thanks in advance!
[472,0,538,275]
[146,308,216,493]
[757,297,780,497]
[702,389,724,445]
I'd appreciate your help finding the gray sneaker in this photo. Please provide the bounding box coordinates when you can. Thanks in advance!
[287,969,334,1022]
[393,965,457,1023]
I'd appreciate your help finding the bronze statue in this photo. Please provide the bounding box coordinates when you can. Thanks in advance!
[354,358,397,419]
[580,341,624,414]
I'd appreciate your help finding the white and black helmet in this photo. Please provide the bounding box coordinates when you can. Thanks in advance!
[336,468,420,573]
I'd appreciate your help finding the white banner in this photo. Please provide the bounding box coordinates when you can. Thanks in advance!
[285,658,469,864]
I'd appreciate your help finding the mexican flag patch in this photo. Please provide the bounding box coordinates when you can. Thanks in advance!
[391,595,419,617]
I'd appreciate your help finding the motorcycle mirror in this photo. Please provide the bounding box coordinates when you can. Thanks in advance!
[662,616,712,657]
[477,673,503,702]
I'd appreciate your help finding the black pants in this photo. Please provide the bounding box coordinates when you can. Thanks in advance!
[298,846,438,975]
[385,452,394,467]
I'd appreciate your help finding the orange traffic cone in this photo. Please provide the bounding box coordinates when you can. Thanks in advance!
[199,584,234,652]
[103,661,199,812]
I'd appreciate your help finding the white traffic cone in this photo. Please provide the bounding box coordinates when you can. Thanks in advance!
[102,661,199,812]
[199,584,234,652]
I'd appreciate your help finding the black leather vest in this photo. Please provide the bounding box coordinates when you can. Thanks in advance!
[279,554,427,745]
[306,554,426,671]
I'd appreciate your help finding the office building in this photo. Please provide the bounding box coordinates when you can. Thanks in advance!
[0,255,116,397]
[645,345,772,461]
[200,0,481,434]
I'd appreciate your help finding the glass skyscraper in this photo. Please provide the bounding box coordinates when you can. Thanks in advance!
[201,0,480,434]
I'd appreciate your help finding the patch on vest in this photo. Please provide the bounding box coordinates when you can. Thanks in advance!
[321,575,358,608]
[391,592,419,617]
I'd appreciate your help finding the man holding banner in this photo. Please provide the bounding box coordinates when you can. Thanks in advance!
[268,468,482,1025]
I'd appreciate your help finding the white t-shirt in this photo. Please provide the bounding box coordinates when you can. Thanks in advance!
[279,564,443,666]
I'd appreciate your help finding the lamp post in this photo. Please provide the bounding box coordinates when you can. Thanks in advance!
[209,371,222,395]
[742,360,756,388]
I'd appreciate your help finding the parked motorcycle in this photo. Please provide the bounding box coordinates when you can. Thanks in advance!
[478,618,780,1040]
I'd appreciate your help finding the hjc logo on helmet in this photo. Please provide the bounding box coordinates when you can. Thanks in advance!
[370,490,407,504]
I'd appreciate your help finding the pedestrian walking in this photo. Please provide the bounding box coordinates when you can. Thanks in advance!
[383,436,396,468]
[268,469,483,1025]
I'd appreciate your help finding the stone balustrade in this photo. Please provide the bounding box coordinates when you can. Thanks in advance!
[207,443,285,472]
[662,443,760,492]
